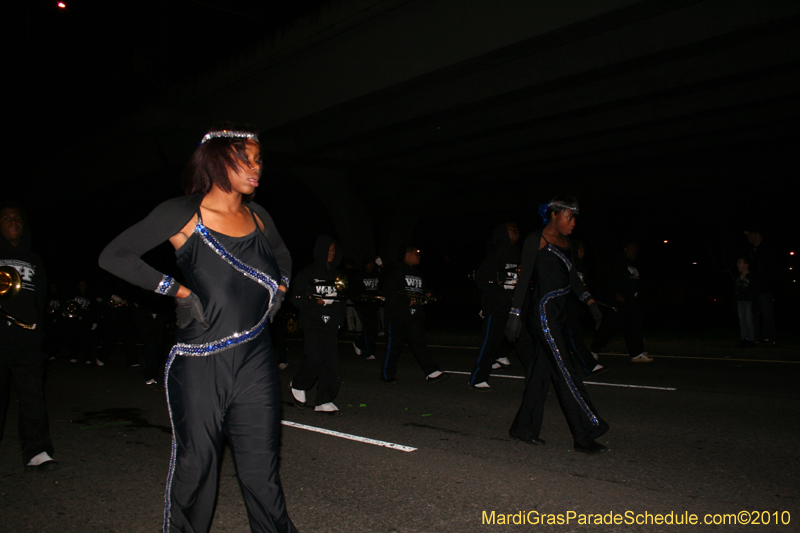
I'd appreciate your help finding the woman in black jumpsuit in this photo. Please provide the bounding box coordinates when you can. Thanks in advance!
[100,128,297,532]
[505,196,609,454]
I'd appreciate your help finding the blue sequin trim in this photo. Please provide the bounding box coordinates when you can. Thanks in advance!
[195,221,278,301]
[579,291,592,303]
[172,311,269,356]
[546,244,572,271]
[155,275,175,295]
[509,307,521,316]
[281,276,290,288]
[539,287,599,426]
[162,347,177,533]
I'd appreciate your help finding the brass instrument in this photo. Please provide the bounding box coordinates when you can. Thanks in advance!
[497,266,519,288]
[62,299,81,319]
[0,265,37,330]
[400,291,437,305]
[354,294,385,303]
[302,271,350,301]
[107,295,129,308]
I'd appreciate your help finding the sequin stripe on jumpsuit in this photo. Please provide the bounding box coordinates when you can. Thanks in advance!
[162,215,296,533]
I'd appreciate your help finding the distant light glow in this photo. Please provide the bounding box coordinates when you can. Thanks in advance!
[663,240,669,244]
[57,2,66,7]
[692,262,698,265]
[791,251,796,256]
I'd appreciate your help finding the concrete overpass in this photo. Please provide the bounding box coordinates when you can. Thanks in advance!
[55,0,800,263]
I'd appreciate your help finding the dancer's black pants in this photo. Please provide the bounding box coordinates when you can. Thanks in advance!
[510,307,608,444]
[165,339,296,533]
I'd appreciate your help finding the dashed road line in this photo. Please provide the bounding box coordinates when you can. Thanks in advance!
[282,420,417,452]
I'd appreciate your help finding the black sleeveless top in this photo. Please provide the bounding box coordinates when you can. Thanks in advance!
[534,237,573,299]
[173,210,281,348]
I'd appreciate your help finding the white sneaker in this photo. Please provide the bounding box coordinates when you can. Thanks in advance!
[591,364,603,373]
[26,451,54,467]
[278,362,289,370]
[472,382,491,389]
[591,351,599,361]
[69,359,77,363]
[353,342,362,356]
[496,357,511,366]
[491,362,502,370]
[95,359,104,367]
[631,353,653,363]
[144,379,157,385]
[314,402,339,413]
[289,383,306,403]
[365,355,375,360]
[84,360,92,365]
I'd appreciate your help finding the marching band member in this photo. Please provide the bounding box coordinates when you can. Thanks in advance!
[289,236,345,414]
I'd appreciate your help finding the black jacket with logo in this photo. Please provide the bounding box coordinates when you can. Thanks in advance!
[0,205,47,336]
[382,261,428,325]
[476,223,521,316]
[290,235,345,330]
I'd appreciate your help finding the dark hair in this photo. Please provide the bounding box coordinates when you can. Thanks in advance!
[182,125,259,200]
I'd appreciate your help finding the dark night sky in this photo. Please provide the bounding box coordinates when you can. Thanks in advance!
[12,0,799,335]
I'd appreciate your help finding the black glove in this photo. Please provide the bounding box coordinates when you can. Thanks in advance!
[267,289,285,323]
[588,302,602,330]
[175,292,209,330]
[505,314,522,342]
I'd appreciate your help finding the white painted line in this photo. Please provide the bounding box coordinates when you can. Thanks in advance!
[446,370,523,379]
[445,370,676,390]
[281,420,417,452]
[584,381,677,391]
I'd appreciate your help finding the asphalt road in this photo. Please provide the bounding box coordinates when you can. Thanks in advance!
[1,333,798,533]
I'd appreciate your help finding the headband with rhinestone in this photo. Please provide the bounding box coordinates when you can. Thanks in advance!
[200,130,259,145]
[539,201,579,225]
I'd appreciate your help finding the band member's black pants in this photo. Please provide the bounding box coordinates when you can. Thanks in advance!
[292,327,340,405]
[0,325,53,465]
[381,321,439,381]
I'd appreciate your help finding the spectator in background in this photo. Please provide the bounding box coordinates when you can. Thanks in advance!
[734,257,756,347]
[745,230,777,344]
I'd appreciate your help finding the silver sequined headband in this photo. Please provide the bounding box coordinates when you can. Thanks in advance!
[200,130,259,144]
[549,202,579,215]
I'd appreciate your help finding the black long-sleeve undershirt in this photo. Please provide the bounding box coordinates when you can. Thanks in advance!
[509,228,591,313]
[99,193,291,296]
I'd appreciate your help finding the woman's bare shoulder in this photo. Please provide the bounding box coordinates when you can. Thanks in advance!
[168,214,198,250]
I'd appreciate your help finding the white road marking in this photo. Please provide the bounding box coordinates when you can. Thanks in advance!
[446,370,523,379]
[444,370,676,390]
[281,420,417,452]
[583,381,677,391]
